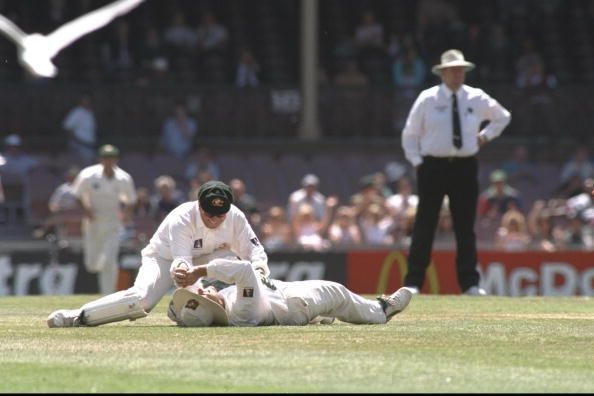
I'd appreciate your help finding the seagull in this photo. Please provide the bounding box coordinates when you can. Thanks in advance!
[0,0,145,78]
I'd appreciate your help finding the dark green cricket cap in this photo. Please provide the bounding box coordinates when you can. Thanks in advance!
[98,144,120,158]
[198,181,234,215]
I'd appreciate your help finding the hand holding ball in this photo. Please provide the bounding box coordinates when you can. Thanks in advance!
[171,259,191,287]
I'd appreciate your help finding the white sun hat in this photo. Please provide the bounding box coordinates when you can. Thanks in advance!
[172,288,229,327]
[431,49,475,76]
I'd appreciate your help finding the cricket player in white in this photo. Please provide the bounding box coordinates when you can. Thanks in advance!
[72,144,137,295]
[47,180,270,328]
[170,259,413,327]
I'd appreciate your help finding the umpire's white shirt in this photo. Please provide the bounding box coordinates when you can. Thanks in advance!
[147,202,269,276]
[401,83,511,167]
[72,164,137,223]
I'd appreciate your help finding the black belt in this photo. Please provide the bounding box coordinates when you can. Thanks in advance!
[423,155,476,162]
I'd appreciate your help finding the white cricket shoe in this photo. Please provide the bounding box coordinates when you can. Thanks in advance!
[403,286,420,295]
[464,286,487,296]
[378,287,413,321]
[47,309,82,328]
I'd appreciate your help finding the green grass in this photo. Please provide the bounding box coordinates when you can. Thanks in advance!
[1,294,592,393]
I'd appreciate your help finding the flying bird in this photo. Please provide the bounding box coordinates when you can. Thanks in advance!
[0,0,145,78]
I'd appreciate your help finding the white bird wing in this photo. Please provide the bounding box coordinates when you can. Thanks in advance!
[45,0,145,56]
[0,13,27,47]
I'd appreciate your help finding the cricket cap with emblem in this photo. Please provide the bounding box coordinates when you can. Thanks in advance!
[172,288,229,327]
[98,144,120,158]
[431,49,475,76]
[197,180,234,215]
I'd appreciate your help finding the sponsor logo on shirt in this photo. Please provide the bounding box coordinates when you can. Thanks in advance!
[193,239,203,249]
[250,237,260,247]
[242,288,254,297]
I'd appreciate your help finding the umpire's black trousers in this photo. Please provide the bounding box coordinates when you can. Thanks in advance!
[404,155,480,292]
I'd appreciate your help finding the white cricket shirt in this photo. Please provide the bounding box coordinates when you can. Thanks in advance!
[401,83,511,167]
[72,164,137,222]
[148,202,269,276]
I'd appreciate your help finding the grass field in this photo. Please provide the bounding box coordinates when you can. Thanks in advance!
[1,294,592,393]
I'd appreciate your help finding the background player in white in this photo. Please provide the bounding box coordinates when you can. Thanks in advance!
[72,144,137,295]
[170,258,413,327]
[47,180,270,328]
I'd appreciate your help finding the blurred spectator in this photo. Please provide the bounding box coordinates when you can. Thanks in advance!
[494,209,532,251]
[62,94,97,165]
[386,33,402,60]
[559,147,593,187]
[333,32,358,60]
[133,186,152,217]
[370,171,392,198]
[358,202,394,245]
[195,12,229,56]
[187,168,215,202]
[500,144,538,186]
[0,134,40,181]
[129,186,156,246]
[137,27,167,72]
[383,161,407,194]
[0,134,40,224]
[477,170,523,219]
[48,166,80,213]
[564,178,594,223]
[150,175,184,223]
[292,202,331,252]
[392,47,426,95]
[100,20,134,81]
[163,11,198,51]
[516,60,557,90]
[184,147,221,184]
[554,210,593,251]
[350,174,386,220]
[434,199,455,248]
[327,205,363,248]
[333,60,369,87]
[49,0,67,24]
[136,56,172,86]
[32,165,82,240]
[160,103,198,160]
[229,178,260,228]
[259,206,293,252]
[235,48,260,88]
[386,175,418,219]
[515,38,548,89]
[354,11,385,53]
[527,200,559,252]
[288,174,327,222]
[484,23,510,82]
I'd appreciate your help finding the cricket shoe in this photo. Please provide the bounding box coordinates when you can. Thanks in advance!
[464,286,487,296]
[378,287,413,321]
[47,309,82,328]
[403,286,420,295]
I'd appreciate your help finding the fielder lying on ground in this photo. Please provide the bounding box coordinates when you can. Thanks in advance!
[169,257,413,327]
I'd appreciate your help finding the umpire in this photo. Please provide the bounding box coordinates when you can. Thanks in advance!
[401,49,511,295]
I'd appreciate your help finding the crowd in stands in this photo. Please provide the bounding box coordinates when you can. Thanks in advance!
[1,131,593,252]
[1,0,594,252]
[0,0,592,87]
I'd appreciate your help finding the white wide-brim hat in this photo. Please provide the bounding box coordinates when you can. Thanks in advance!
[431,49,475,76]
[172,288,229,327]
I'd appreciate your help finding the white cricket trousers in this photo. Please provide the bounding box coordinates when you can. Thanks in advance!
[279,280,387,325]
[82,219,122,295]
